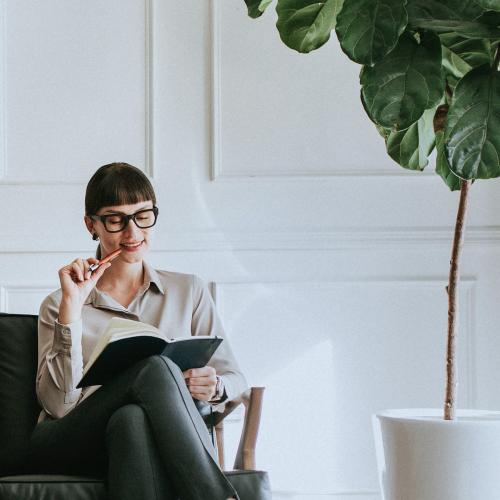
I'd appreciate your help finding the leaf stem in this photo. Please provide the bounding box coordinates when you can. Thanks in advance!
[494,47,500,70]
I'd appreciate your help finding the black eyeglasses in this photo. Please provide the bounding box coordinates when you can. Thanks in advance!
[90,206,159,233]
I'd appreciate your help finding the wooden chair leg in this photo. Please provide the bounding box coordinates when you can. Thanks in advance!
[215,420,225,470]
[234,387,265,470]
[213,386,265,471]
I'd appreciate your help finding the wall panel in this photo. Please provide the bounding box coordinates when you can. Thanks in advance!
[215,279,475,495]
[2,0,151,184]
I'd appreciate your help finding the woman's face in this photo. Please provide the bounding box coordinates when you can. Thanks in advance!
[85,200,156,264]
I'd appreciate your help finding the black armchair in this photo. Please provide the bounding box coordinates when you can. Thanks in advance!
[0,313,269,499]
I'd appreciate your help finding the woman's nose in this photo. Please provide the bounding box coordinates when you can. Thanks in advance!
[122,219,141,239]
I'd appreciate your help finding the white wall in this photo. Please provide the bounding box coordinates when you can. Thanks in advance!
[1,1,500,498]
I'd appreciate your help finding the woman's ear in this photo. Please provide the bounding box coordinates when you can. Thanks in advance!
[84,215,95,238]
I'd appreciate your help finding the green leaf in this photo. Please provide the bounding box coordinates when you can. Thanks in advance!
[360,32,444,130]
[445,64,500,179]
[440,33,492,68]
[436,130,462,190]
[410,19,500,38]
[244,0,274,18]
[384,107,436,170]
[275,0,342,52]
[407,0,484,23]
[335,0,408,65]
[441,46,472,88]
[276,0,344,53]
[479,10,500,26]
[474,0,500,12]
[375,124,389,138]
[407,0,500,38]
[440,34,492,88]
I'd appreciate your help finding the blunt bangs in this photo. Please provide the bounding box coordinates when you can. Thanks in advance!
[85,162,156,215]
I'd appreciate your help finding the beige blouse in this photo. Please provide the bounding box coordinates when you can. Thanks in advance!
[36,261,248,422]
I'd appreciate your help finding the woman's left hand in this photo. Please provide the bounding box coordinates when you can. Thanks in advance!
[183,366,217,401]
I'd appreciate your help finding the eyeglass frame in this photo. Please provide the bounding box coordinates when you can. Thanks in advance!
[89,206,159,233]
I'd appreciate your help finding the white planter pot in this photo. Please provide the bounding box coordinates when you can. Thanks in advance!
[373,408,500,500]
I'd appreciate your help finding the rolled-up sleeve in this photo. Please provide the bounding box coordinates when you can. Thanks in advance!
[36,294,84,418]
[191,275,249,407]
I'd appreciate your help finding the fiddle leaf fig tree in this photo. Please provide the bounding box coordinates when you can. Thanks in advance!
[242,0,500,420]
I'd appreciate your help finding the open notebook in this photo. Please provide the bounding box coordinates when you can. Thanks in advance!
[76,317,222,388]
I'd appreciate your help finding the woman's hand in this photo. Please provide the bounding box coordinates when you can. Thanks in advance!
[183,366,217,401]
[58,257,111,324]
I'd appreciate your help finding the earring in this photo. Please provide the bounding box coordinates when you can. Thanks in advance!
[92,233,99,241]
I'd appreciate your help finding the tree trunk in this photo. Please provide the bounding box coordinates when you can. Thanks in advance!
[444,179,471,420]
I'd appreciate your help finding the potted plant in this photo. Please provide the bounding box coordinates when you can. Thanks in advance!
[241,0,500,498]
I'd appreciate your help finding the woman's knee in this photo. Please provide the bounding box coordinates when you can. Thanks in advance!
[120,355,190,409]
[150,354,183,373]
[106,403,147,440]
[133,354,184,387]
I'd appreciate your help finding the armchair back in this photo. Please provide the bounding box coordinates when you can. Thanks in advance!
[0,313,40,476]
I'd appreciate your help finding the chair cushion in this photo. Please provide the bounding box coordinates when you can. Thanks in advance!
[0,472,269,500]
[0,314,40,475]
[0,475,106,500]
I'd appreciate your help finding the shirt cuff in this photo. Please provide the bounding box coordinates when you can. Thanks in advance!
[52,319,83,353]
[208,376,228,406]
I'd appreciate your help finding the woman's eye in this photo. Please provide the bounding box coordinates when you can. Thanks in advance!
[107,216,123,225]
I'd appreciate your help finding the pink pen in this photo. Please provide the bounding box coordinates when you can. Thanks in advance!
[88,248,122,273]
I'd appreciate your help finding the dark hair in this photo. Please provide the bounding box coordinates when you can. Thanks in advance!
[85,162,156,215]
[85,162,156,258]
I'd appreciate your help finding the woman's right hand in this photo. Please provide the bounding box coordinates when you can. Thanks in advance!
[58,257,111,324]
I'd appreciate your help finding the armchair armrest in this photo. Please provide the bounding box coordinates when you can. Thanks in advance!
[214,387,265,471]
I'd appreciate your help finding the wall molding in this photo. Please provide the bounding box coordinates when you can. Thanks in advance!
[209,0,219,181]
[0,0,6,181]
[463,283,477,407]
[213,279,477,406]
[213,167,435,180]
[0,285,54,313]
[144,0,154,179]
[271,491,379,499]
[0,0,154,184]
[1,226,500,253]
[209,1,433,180]
[213,278,477,496]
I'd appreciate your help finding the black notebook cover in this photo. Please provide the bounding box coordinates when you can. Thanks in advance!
[77,336,223,388]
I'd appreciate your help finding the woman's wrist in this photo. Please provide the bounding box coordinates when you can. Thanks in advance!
[209,375,226,403]
[58,297,83,325]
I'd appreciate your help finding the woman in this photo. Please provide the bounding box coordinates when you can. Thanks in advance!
[30,162,247,500]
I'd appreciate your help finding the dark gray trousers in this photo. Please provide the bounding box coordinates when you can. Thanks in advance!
[28,355,238,500]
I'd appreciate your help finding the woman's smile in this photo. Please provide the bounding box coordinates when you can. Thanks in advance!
[120,240,144,252]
